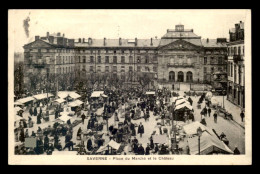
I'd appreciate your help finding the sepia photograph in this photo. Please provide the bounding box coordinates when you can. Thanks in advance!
[8,9,252,165]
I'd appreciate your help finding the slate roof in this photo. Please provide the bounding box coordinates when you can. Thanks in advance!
[162,31,200,38]
[74,39,160,48]
[201,39,227,48]
[159,38,203,47]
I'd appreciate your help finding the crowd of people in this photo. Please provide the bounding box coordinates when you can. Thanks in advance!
[14,85,243,155]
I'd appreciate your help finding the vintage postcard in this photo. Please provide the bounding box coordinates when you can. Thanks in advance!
[8,9,252,165]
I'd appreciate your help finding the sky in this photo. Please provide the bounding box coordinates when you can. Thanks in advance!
[9,9,249,52]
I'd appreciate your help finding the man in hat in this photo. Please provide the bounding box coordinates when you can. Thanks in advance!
[81,113,86,124]
[137,122,144,138]
[137,144,145,155]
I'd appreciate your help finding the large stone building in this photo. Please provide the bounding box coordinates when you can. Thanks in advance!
[227,21,245,108]
[23,24,228,92]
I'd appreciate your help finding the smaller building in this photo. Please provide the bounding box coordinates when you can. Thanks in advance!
[227,21,245,108]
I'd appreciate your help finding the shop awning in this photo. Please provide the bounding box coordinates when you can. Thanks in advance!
[187,131,233,155]
[91,91,104,98]
[16,96,35,104]
[33,93,54,100]
[146,91,156,95]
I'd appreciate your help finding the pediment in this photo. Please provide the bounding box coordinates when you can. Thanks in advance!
[24,39,54,49]
[159,39,200,50]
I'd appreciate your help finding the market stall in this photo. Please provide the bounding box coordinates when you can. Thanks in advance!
[187,131,233,155]
[90,91,105,109]
[15,96,35,106]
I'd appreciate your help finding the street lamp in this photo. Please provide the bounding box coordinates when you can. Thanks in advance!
[197,127,202,155]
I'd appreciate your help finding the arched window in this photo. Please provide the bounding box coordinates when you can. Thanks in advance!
[177,71,184,82]
[186,71,193,82]
[169,71,175,82]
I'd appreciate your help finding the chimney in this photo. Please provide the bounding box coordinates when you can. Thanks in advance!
[135,38,137,46]
[206,38,209,43]
[104,38,106,46]
[35,36,40,41]
[57,32,61,37]
[88,38,92,45]
[79,38,81,43]
[49,36,54,44]
[68,39,75,47]
[47,32,49,38]
[119,38,122,45]
[150,38,153,46]
[63,33,65,38]
[83,38,85,43]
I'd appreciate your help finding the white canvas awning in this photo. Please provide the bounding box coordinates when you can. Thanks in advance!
[188,131,233,155]
[16,96,35,104]
[14,101,23,106]
[146,91,155,95]
[183,121,211,135]
[14,106,23,113]
[33,93,54,100]
[174,103,193,111]
[152,134,168,144]
[108,140,121,150]
[57,114,71,122]
[68,100,83,107]
[53,98,66,104]
[175,99,189,106]
[91,91,104,98]
[57,91,81,99]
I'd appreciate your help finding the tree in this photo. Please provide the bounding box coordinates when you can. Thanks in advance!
[14,62,24,98]
[138,72,153,90]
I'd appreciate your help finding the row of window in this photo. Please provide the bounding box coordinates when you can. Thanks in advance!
[203,57,224,65]
[78,56,158,64]
[203,67,223,73]
[76,49,158,54]
[227,62,243,85]
[56,66,74,74]
[56,56,74,64]
[80,65,157,72]
[227,45,244,56]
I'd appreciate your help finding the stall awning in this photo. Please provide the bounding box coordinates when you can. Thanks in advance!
[187,131,233,155]
[108,140,121,150]
[146,91,155,95]
[33,93,54,100]
[14,101,23,106]
[68,99,83,107]
[183,121,211,135]
[175,99,189,106]
[152,134,168,144]
[57,91,81,99]
[53,98,66,104]
[56,114,71,122]
[91,91,104,98]
[175,103,193,111]
[16,96,35,104]
[14,106,23,113]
